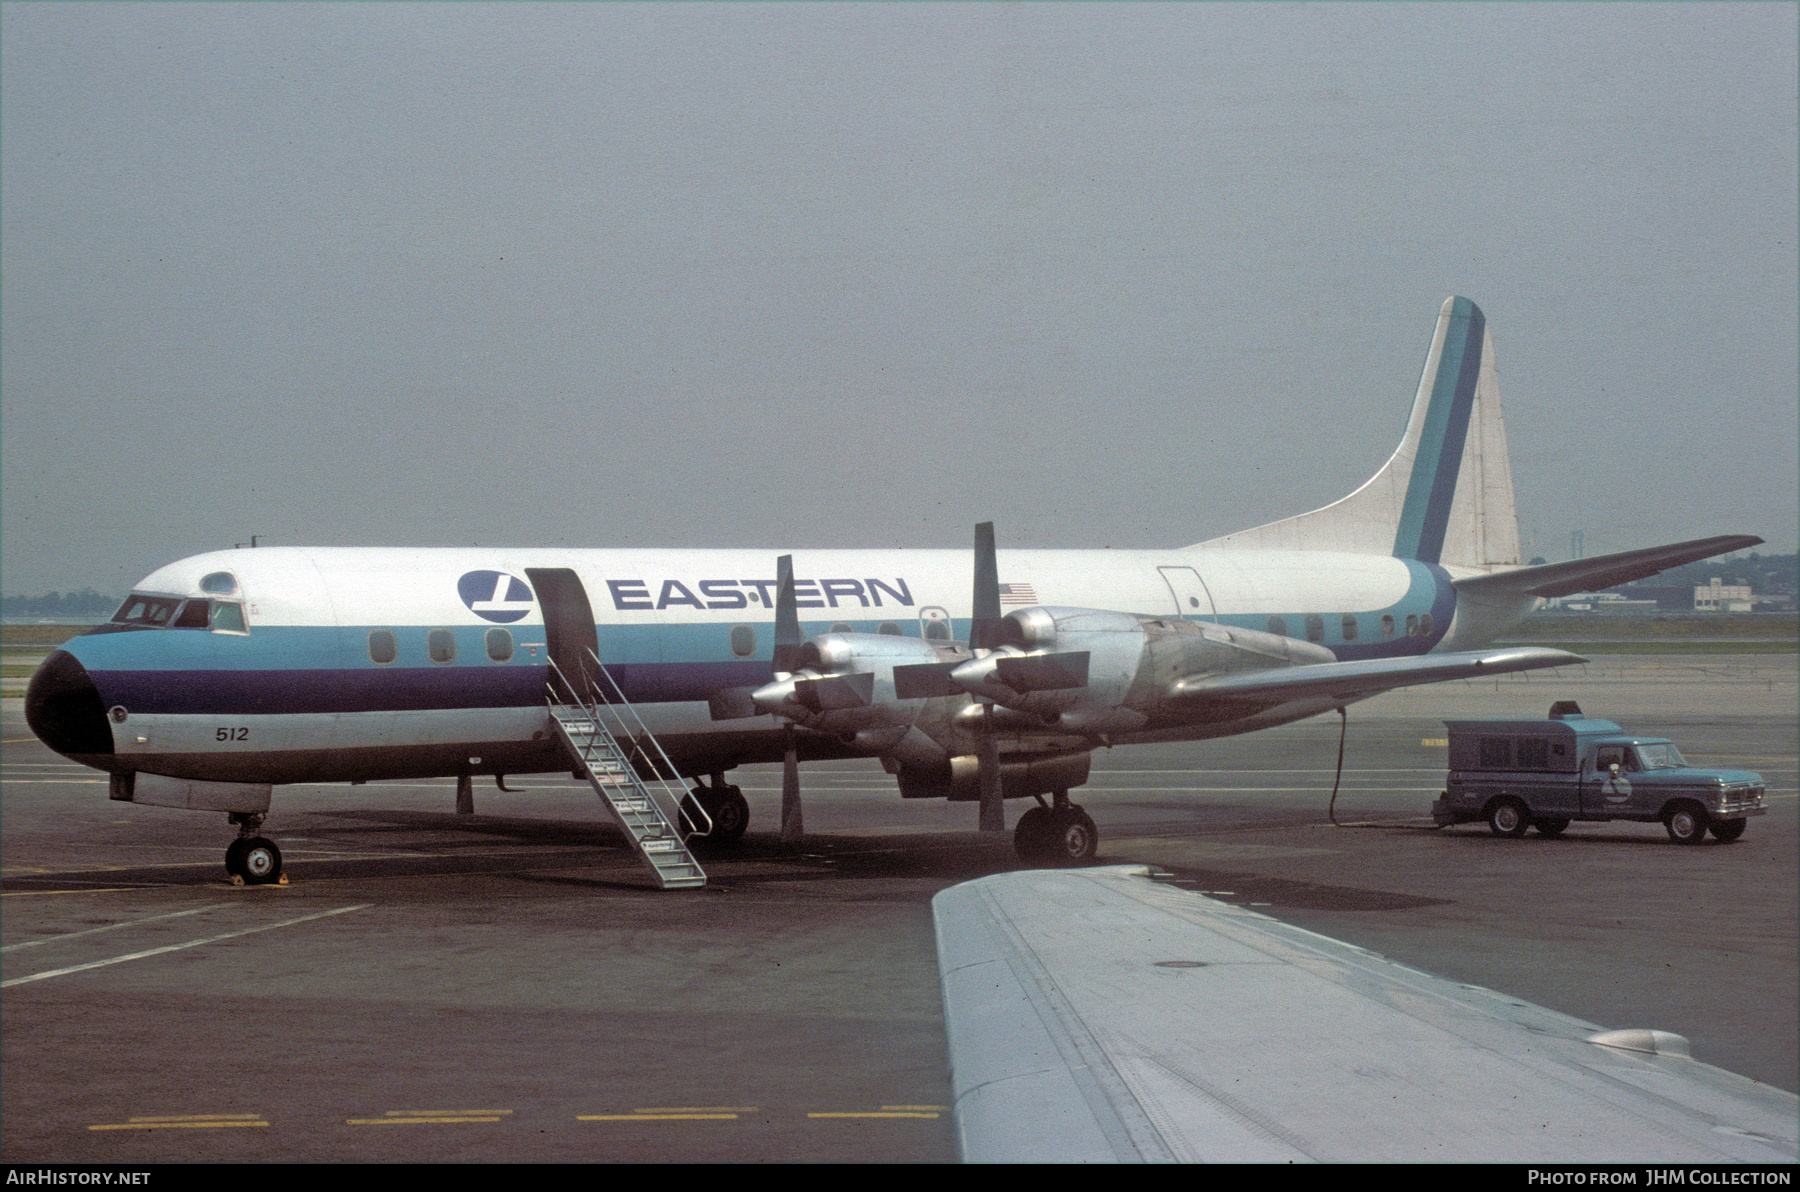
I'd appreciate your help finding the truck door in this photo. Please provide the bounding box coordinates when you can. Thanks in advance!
[1583,744,1633,815]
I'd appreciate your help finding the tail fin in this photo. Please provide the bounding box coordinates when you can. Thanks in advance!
[1196,296,1522,568]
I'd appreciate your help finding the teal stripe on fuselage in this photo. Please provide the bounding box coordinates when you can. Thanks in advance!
[1393,297,1485,564]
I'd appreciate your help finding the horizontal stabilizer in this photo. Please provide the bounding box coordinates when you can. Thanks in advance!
[1169,646,1583,708]
[993,651,1090,692]
[1455,535,1764,599]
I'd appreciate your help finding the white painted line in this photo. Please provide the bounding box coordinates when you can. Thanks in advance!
[1,904,371,987]
[2,904,225,952]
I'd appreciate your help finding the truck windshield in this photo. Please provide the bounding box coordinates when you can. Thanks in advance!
[1635,743,1687,770]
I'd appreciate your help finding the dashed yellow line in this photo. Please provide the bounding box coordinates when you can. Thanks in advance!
[807,1110,941,1119]
[348,1109,513,1125]
[90,1114,268,1130]
[579,1113,740,1121]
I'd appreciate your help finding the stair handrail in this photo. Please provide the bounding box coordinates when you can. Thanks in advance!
[583,647,713,840]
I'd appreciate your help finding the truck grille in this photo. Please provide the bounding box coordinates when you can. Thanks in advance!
[1719,784,1765,813]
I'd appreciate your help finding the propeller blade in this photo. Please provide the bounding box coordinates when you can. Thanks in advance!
[771,554,805,674]
[993,650,1090,692]
[707,687,760,721]
[893,661,962,700]
[780,728,803,843]
[792,671,875,712]
[976,708,1004,834]
[969,521,1009,651]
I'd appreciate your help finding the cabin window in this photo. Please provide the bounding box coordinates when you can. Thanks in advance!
[427,629,457,664]
[830,622,854,634]
[368,630,398,664]
[878,621,902,636]
[1304,614,1324,644]
[1266,615,1287,636]
[173,600,211,629]
[485,628,514,663]
[924,620,951,642]
[111,594,181,627]
[1380,614,1395,639]
[1340,614,1358,642]
[199,571,238,595]
[211,602,248,634]
[1419,612,1434,637]
[1405,613,1419,637]
[729,625,756,658]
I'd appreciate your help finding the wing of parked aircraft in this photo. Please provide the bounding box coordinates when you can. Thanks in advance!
[934,867,1799,1163]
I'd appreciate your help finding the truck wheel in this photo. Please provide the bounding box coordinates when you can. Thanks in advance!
[1533,818,1570,838]
[1487,799,1529,838]
[1664,803,1709,846]
[1709,818,1747,843]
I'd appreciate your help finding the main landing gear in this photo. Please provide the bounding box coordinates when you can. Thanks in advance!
[1013,789,1098,867]
[224,812,284,886]
[681,773,749,846]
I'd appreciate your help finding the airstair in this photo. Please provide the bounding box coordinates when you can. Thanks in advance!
[545,650,708,890]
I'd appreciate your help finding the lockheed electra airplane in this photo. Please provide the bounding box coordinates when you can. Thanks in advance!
[26,297,1760,886]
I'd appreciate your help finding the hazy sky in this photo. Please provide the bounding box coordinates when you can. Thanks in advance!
[4,2,1795,595]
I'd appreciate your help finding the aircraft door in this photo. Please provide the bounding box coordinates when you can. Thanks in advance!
[1157,566,1217,621]
[525,568,601,702]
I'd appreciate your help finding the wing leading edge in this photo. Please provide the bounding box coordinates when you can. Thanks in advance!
[934,867,1799,1163]
[1167,645,1584,712]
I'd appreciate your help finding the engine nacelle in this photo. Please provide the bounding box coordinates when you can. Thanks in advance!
[752,632,968,737]
[894,751,1092,801]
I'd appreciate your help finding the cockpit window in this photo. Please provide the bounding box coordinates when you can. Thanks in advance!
[199,571,238,595]
[173,600,212,629]
[111,594,182,627]
[211,602,248,634]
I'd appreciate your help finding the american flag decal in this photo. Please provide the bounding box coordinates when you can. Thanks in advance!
[997,582,1037,606]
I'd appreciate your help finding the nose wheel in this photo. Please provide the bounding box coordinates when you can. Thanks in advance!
[224,815,284,885]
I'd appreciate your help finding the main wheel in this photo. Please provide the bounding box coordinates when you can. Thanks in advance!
[1665,803,1709,846]
[1487,799,1529,838]
[1046,807,1098,866]
[1533,818,1570,838]
[1709,818,1747,843]
[1013,807,1053,864]
[224,837,250,878]
[709,786,750,845]
[238,837,283,884]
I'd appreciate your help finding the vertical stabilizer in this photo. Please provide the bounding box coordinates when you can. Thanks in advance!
[1194,297,1521,568]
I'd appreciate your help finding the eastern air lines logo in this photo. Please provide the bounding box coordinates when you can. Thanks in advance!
[458,571,535,623]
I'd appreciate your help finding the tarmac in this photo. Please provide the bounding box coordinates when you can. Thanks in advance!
[2,654,1793,1162]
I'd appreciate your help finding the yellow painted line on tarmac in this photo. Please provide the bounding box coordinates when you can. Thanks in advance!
[1421,738,1448,746]
[348,1117,505,1125]
[386,1109,513,1117]
[882,1105,948,1112]
[807,1111,941,1119]
[91,1114,268,1130]
[579,1113,740,1121]
[3,888,168,897]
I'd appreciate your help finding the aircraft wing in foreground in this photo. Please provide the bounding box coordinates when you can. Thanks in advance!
[934,867,1799,1163]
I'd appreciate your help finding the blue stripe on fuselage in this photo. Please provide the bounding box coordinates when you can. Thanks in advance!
[1393,297,1484,564]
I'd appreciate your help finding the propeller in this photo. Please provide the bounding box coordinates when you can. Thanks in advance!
[772,554,805,844]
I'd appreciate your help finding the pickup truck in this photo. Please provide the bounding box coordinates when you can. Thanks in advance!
[1430,701,1767,844]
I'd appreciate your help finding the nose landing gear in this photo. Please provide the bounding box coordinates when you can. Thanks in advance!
[225,812,285,885]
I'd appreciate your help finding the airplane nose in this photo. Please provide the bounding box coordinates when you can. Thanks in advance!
[25,649,114,758]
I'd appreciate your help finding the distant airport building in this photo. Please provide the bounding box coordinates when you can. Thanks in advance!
[1695,577,1755,613]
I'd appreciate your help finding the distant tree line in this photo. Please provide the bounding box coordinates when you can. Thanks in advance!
[2,589,119,616]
